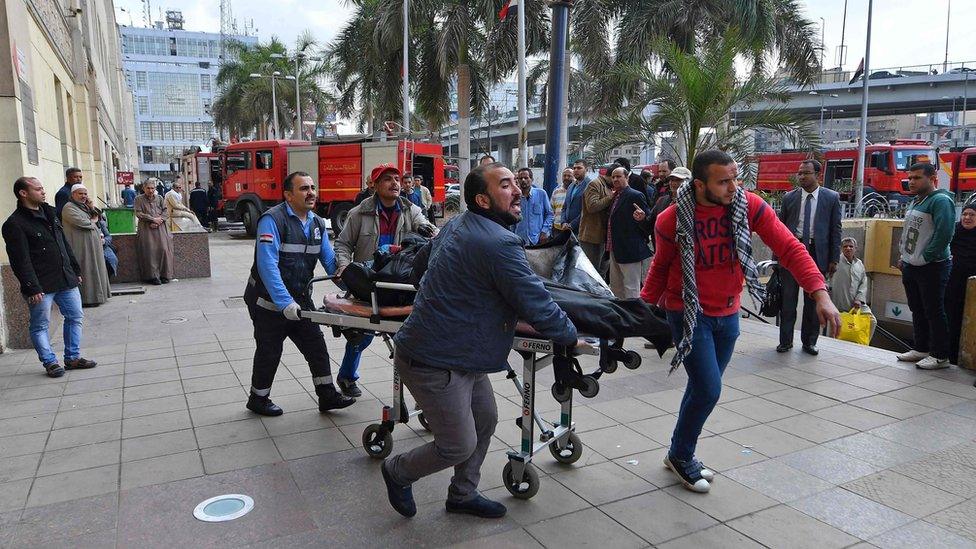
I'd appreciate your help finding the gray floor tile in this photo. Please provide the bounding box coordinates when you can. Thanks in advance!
[0,432,48,459]
[121,394,187,419]
[722,374,791,395]
[917,378,976,400]
[789,488,914,539]
[892,454,976,498]
[446,528,544,549]
[658,524,764,549]
[799,379,877,402]
[719,396,802,423]
[925,499,976,543]
[693,435,767,471]
[588,397,667,424]
[762,387,840,412]
[700,406,758,434]
[664,474,777,521]
[576,424,658,459]
[768,413,857,444]
[870,520,976,549]
[273,427,353,460]
[37,440,120,476]
[120,450,204,490]
[0,479,31,512]
[843,470,964,518]
[121,409,192,439]
[25,464,119,507]
[635,388,686,413]
[779,446,881,484]
[188,401,254,427]
[0,453,41,483]
[885,386,966,409]
[122,368,181,387]
[612,447,680,489]
[185,385,247,408]
[868,418,968,452]
[483,477,591,526]
[723,459,833,503]
[62,375,124,396]
[755,367,827,387]
[550,460,654,506]
[45,421,121,451]
[837,372,911,393]
[824,432,927,468]
[121,429,199,462]
[524,508,647,548]
[722,424,815,458]
[200,438,282,474]
[194,418,268,448]
[122,381,184,403]
[811,403,899,431]
[58,389,122,411]
[727,504,859,549]
[850,395,934,419]
[3,493,118,546]
[601,491,717,545]
[52,403,122,430]
[0,413,56,437]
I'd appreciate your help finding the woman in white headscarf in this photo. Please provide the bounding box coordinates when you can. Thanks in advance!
[164,179,204,232]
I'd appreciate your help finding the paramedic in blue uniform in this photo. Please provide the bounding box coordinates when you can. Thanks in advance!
[243,171,355,416]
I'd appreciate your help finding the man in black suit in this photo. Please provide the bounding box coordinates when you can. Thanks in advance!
[607,166,652,298]
[777,159,842,355]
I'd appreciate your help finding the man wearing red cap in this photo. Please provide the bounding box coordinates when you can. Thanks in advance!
[333,163,437,396]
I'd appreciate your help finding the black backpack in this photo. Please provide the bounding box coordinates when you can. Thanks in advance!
[760,266,783,317]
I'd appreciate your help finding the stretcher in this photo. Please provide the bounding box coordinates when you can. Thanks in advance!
[299,276,643,499]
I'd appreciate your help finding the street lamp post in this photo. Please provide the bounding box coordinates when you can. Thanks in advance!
[854,0,873,214]
[250,71,295,139]
[271,52,321,140]
[810,91,839,137]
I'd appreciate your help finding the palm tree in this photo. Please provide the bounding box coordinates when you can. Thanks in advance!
[569,0,821,113]
[325,0,404,133]
[581,32,819,177]
[213,35,334,140]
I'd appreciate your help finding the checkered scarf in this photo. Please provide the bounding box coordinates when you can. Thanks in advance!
[671,182,765,373]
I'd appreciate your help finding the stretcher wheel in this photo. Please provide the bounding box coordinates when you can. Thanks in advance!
[602,360,618,374]
[551,383,572,403]
[362,424,393,459]
[418,412,431,432]
[624,351,642,370]
[579,376,599,398]
[502,461,540,500]
[549,432,583,464]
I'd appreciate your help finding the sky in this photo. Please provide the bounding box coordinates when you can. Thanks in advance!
[112,0,975,74]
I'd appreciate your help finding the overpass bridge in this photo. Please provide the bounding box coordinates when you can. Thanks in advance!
[440,68,974,165]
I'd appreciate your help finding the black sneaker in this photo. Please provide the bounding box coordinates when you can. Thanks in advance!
[337,377,362,398]
[64,357,97,370]
[446,494,507,518]
[381,459,416,517]
[44,362,65,378]
[664,454,710,493]
[160,277,170,284]
[246,393,283,416]
[316,384,355,412]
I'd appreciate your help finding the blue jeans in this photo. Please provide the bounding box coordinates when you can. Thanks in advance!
[666,310,739,461]
[338,334,373,382]
[28,287,84,366]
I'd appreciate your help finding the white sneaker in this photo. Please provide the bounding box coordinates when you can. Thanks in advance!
[915,356,949,370]
[896,350,929,362]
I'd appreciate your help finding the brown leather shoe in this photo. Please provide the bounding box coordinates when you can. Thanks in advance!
[64,357,97,370]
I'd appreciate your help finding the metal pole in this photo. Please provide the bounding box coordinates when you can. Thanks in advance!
[402,0,410,132]
[819,97,825,137]
[854,0,872,214]
[271,73,280,139]
[819,17,826,71]
[543,0,571,196]
[517,0,528,167]
[838,0,848,68]
[944,0,951,74]
[294,55,302,139]
[964,72,969,140]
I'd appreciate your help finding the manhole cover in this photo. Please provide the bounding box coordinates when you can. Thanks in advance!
[193,494,254,522]
[161,317,189,324]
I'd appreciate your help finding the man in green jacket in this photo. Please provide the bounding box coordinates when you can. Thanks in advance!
[897,162,956,370]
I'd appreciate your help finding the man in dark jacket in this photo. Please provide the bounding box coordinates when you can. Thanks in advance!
[606,167,652,298]
[614,157,648,198]
[55,167,82,219]
[207,183,221,231]
[381,163,579,520]
[189,183,209,230]
[3,177,97,377]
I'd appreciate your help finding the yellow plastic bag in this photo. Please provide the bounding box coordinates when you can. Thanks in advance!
[838,308,872,346]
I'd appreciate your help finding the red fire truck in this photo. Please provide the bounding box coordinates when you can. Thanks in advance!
[755,140,939,202]
[939,147,976,194]
[179,148,222,192]
[219,139,446,235]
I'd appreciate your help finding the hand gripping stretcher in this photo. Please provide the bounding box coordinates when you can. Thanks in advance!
[299,276,643,499]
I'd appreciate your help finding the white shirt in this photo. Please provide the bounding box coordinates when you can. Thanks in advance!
[796,185,821,241]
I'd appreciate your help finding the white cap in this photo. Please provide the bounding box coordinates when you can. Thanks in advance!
[70,184,88,193]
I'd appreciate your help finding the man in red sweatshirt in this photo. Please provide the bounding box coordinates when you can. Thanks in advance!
[642,149,840,493]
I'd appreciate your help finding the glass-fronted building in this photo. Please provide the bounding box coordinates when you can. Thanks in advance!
[120,18,256,183]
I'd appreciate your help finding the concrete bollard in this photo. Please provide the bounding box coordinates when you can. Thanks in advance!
[959,276,976,371]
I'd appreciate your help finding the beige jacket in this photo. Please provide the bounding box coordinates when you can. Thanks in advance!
[335,195,435,268]
[578,177,614,244]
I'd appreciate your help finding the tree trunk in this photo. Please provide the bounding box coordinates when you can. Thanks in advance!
[457,62,471,213]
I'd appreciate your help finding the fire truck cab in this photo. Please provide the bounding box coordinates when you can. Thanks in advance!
[939,147,976,195]
[756,140,939,203]
[221,139,445,236]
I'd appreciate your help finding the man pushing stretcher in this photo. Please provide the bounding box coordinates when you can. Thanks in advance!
[380,162,579,519]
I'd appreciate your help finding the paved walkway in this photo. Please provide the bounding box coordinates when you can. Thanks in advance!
[1,232,975,548]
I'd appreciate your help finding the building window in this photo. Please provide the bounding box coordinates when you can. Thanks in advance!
[200,74,211,94]
[136,71,147,90]
[140,122,151,140]
[147,72,204,116]
[136,96,149,115]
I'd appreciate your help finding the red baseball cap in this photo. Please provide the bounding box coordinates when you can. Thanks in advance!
[370,163,401,183]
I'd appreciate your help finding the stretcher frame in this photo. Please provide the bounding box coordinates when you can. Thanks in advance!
[300,276,631,499]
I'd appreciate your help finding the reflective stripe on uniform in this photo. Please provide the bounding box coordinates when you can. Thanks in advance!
[250,386,271,397]
[312,375,332,386]
[255,297,279,312]
[279,243,321,254]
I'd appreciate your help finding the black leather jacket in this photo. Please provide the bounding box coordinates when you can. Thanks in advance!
[2,203,80,295]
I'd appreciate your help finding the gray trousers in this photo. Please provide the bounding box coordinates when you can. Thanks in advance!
[580,241,607,280]
[387,352,498,502]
